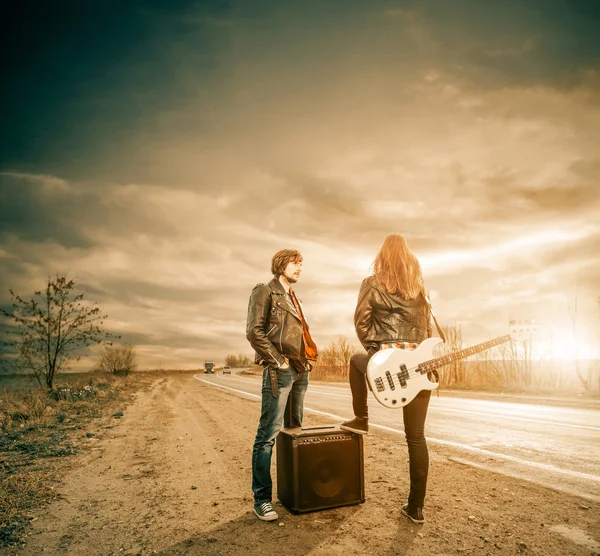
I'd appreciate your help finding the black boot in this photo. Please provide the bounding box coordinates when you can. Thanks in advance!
[340,416,368,434]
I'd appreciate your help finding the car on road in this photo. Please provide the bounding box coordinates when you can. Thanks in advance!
[223,365,231,374]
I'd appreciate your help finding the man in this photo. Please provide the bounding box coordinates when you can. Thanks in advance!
[246,249,318,522]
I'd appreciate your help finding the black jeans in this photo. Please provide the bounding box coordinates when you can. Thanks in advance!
[348,353,431,507]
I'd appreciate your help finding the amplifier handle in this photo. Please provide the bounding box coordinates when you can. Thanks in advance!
[300,425,337,431]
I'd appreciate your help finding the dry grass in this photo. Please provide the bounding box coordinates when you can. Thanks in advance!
[310,364,349,381]
[0,373,152,547]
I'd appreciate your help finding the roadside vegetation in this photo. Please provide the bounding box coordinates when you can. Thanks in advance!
[0,372,148,548]
[285,330,600,395]
[309,337,362,381]
[435,324,600,395]
[227,329,599,395]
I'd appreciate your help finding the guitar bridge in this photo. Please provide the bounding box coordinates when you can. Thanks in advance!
[374,377,385,392]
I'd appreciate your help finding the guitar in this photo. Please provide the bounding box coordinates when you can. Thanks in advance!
[366,335,512,408]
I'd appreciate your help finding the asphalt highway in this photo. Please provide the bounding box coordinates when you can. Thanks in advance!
[197,370,600,503]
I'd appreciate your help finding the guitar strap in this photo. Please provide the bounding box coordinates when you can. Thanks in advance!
[424,294,445,393]
[425,294,446,343]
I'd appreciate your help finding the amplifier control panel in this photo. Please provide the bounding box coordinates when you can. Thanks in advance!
[298,435,353,444]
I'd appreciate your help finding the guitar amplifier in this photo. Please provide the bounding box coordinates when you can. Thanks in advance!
[276,425,365,513]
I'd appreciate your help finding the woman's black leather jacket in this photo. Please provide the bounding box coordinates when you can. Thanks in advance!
[354,276,432,355]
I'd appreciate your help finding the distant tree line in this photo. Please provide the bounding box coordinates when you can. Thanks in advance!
[225,354,253,368]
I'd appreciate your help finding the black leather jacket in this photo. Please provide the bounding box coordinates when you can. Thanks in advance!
[354,276,432,355]
[246,278,314,368]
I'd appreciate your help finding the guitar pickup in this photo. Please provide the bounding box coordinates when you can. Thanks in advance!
[397,364,409,388]
[374,377,385,392]
[385,371,395,390]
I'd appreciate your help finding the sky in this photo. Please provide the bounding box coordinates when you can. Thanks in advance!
[1,0,599,370]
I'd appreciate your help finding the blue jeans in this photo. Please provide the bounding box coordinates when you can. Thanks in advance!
[251,365,309,504]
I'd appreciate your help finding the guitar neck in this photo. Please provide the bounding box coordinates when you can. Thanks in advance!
[419,335,512,372]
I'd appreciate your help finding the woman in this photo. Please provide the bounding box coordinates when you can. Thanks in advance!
[340,233,433,525]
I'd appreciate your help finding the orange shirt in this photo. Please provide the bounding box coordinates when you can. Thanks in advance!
[289,289,318,362]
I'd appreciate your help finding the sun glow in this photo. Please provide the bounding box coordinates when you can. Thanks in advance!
[543,327,598,361]
[516,324,599,361]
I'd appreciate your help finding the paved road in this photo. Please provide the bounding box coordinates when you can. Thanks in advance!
[197,371,600,503]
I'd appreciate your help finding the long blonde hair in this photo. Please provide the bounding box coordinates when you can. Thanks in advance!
[372,234,425,299]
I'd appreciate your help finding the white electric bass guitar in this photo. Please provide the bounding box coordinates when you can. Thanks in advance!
[366,335,512,408]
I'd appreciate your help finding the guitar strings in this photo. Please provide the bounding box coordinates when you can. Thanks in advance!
[376,335,512,385]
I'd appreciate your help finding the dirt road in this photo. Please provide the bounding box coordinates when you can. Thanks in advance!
[9,374,600,555]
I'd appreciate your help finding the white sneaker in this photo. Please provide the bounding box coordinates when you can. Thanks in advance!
[253,501,278,522]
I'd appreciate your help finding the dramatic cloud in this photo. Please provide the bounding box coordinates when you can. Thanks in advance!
[1,1,599,369]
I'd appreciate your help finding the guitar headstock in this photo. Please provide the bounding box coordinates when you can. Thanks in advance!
[509,319,539,341]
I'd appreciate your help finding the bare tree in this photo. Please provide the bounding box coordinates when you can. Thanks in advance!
[312,337,361,379]
[239,354,252,367]
[95,344,137,374]
[225,354,252,368]
[225,354,238,367]
[0,274,116,389]
[438,324,464,386]
[567,286,591,391]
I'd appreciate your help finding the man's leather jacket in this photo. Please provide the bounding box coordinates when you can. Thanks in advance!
[246,278,312,368]
[354,276,432,355]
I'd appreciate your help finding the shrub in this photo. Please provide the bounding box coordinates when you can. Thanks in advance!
[94,344,137,374]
